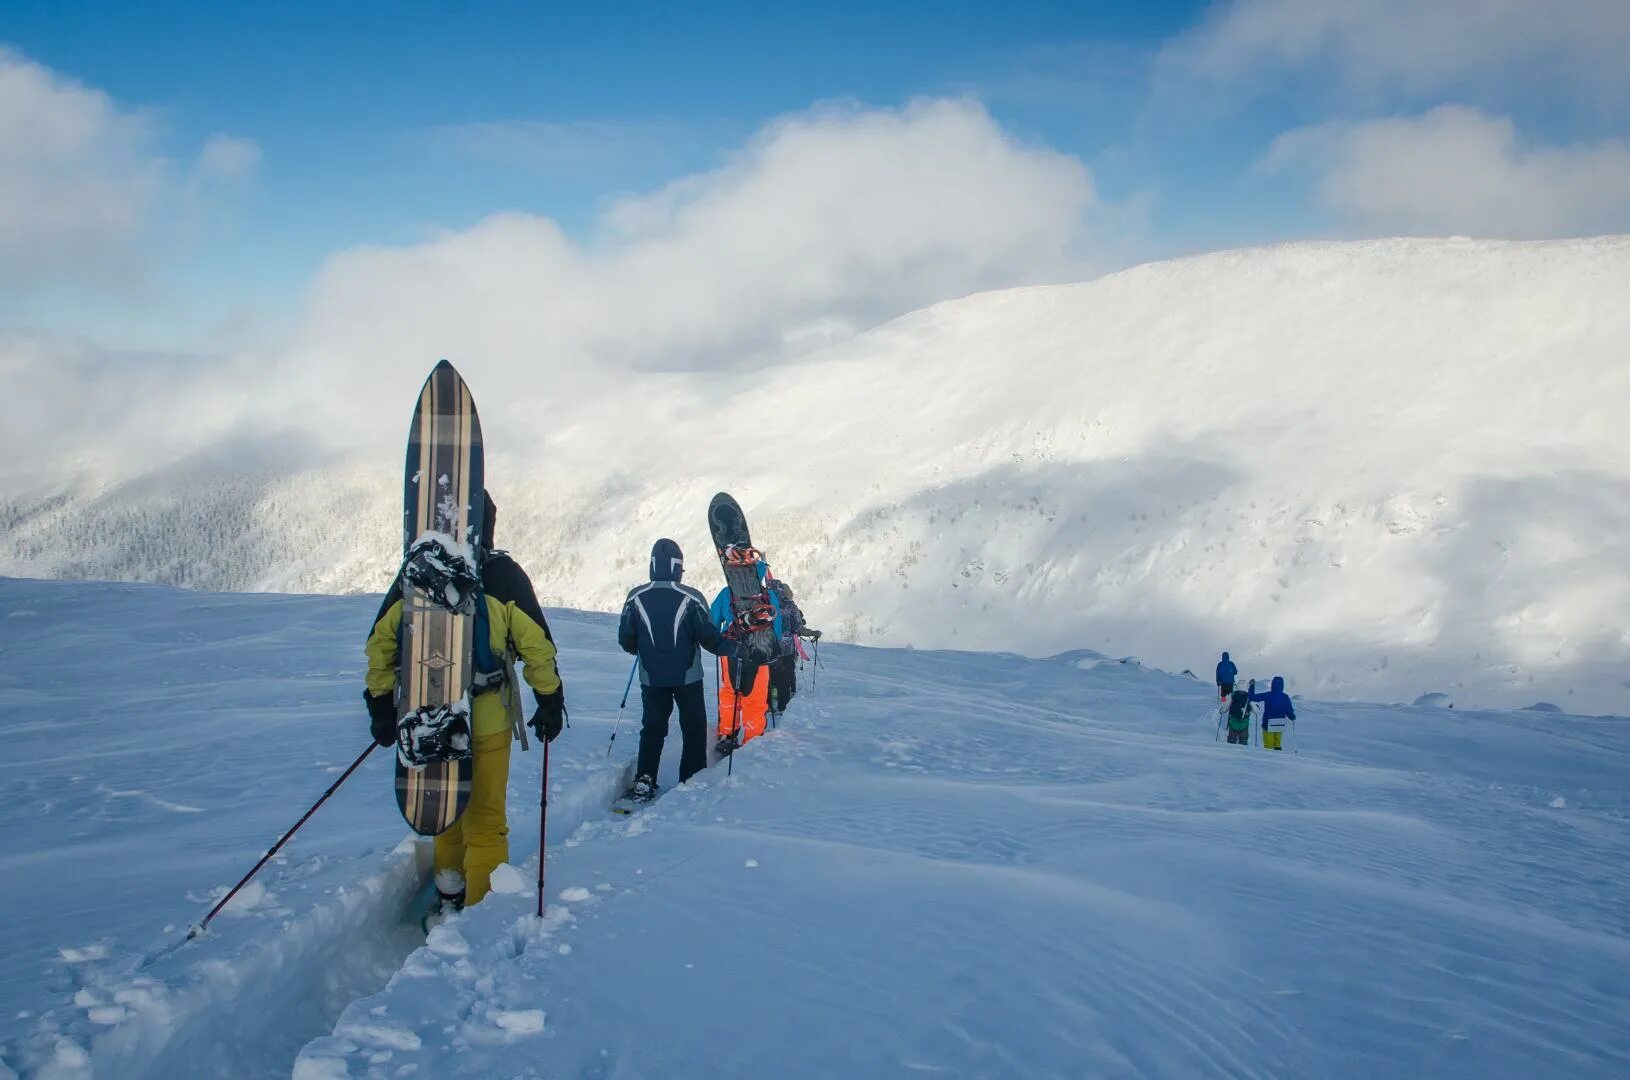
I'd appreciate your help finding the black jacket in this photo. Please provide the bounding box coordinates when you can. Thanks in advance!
[618,538,726,687]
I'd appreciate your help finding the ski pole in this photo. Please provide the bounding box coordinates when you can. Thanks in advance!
[727,651,745,777]
[190,742,375,939]
[606,657,638,757]
[537,731,551,918]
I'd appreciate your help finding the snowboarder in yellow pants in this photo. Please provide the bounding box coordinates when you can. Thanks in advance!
[364,493,566,913]
[432,729,513,905]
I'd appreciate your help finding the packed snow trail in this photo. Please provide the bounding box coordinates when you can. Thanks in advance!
[4,579,1628,1077]
[0,580,635,1079]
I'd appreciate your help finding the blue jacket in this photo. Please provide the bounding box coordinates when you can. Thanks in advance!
[619,539,726,688]
[1249,676,1296,729]
[1216,653,1237,686]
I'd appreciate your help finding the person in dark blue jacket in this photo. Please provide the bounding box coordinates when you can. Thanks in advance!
[1248,676,1296,750]
[1215,652,1238,701]
[618,539,727,799]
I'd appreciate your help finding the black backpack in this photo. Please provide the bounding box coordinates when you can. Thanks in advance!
[768,578,804,636]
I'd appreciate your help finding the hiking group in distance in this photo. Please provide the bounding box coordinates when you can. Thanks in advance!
[1214,651,1297,749]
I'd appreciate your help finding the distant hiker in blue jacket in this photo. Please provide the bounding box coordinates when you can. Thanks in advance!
[618,539,727,800]
[1216,652,1238,701]
[1248,676,1296,751]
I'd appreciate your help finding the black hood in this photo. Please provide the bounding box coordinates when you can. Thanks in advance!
[480,490,497,550]
[650,538,683,582]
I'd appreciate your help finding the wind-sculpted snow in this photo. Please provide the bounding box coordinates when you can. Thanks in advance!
[3,238,1628,709]
[5,579,1625,1078]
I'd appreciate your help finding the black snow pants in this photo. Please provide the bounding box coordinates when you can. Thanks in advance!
[769,653,797,713]
[638,681,708,784]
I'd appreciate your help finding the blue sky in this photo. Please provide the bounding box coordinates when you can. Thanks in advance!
[4,0,1628,353]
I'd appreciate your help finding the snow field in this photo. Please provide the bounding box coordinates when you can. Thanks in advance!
[3,578,1627,1078]
[306,634,1630,1076]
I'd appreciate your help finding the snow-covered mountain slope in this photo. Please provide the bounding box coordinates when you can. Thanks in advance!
[2,578,1626,1079]
[5,237,1629,710]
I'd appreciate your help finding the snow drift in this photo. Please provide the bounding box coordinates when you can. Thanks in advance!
[4,237,1628,711]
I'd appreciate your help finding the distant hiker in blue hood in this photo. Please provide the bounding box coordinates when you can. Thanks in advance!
[1216,652,1238,701]
[1248,676,1295,750]
[618,539,727,798]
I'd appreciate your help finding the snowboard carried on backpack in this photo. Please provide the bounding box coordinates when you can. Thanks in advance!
[708,493,778,754]
[393,360,484,836]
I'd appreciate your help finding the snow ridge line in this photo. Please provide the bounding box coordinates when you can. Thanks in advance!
[4,756,637,1080]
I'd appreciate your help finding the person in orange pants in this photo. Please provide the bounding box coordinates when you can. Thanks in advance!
[716,653,772,751]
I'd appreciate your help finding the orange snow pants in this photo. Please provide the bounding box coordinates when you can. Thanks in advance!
[717,655,770,746]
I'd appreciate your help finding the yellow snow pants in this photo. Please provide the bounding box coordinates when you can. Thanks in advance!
[433,729,512,906]
[1264,730,1283,750]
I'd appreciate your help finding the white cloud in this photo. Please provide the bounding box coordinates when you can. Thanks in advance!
[194,134,262,185]
[1263,105,1630,238]
[0,46,165,287]
[0,48,262,293]
[293,98,1099,397]
[1161,0,1630,106]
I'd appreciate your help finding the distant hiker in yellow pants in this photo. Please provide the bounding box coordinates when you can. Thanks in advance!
[1247,676,1296,751]
[364,493,566,912]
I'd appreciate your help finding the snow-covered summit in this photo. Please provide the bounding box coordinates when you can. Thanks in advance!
[4,236,1628,710]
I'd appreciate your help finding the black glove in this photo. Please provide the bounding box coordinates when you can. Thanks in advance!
[530,685,566,743]
[805,628,822,641]
[364,690,397,748]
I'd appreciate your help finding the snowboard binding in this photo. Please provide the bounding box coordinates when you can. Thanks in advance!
[727,602,776,639]
[721,543,765,567]
[402,536,481,613]
[397,701,474,767]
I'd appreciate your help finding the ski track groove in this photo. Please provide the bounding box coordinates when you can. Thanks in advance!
[6,757,637,1080]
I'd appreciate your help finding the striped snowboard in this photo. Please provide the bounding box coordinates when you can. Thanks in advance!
[395,359,482,836]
